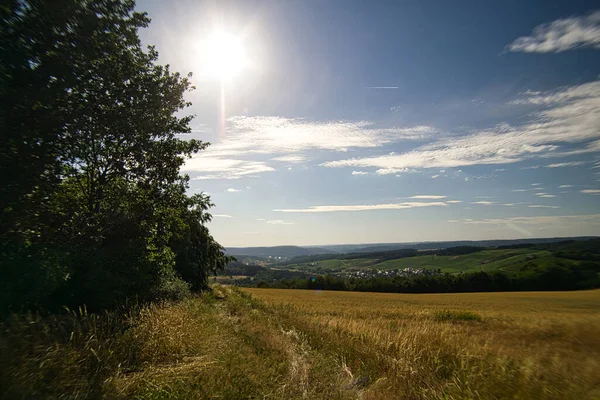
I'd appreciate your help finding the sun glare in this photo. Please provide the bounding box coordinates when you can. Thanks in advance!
[200,30,248,82]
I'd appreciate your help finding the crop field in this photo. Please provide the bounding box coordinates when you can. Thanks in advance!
[244,287,600,399]
[286,248,560,274]
[3,286,599,399]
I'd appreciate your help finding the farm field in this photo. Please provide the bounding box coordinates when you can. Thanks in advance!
[285,248,558,274]
[3,286,600,399]
[244,287,600,399]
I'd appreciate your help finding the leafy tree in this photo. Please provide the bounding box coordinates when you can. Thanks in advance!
[1,0,230,313]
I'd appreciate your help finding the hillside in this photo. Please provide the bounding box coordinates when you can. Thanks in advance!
[3,286,599,399]
[223,237,598,259]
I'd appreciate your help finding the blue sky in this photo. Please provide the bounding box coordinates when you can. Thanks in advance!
[137,0,600,246]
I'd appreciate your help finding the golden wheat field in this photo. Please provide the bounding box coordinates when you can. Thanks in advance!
[244,288,600,399]
[2,287,600,399]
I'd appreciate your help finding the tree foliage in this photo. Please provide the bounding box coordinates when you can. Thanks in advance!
[1,0,232,314]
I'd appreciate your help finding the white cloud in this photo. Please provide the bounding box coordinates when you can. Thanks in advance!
[581,189,600,194]
[531,183,542,186]
[213,214,233,218]
[465,214,600,225]
[520,165,540,170]
[271,154,308,163]
[447,220,459,223]
[545,161,586,168]
[446,200,463,204]
[559,185,574,188]
[226,188,241,192]
[506,11,600,53]
[528,205,560,209]
[409,195,447,199]
[224,117,434,153]
[472,201,495,205]
[184,157,275,180]
[352,171,368,176]
[266,220,295,225]
[183,117,435,179]
[274,201,448,213]
[431,174,440,179]
[322,81,600,173]
[536,193,557,198]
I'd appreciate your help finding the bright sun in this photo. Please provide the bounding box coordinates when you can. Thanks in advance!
[200,30,248,82]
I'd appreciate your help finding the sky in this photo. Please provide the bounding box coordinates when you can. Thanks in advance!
[136,0,600,247]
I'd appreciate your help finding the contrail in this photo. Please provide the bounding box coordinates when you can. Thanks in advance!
[366,86,399,89]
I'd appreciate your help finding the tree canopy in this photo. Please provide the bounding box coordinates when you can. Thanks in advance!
[0,0,231,314]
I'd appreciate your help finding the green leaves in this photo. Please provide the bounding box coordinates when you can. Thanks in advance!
[1,0,229,314]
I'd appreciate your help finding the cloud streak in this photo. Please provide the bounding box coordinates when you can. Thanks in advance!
[274,201,449,213]
[266,220,295,225]
[464,214,600,225]
[408,195,447,199]
[506,11,600,53]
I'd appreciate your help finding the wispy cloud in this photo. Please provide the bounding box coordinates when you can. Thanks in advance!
[352,171,368,176]
[446,200,463,204]
[447,220,459,223]
[266,220,295,225]
[559,184,574,188]
[183,117,436,179]
[213,214,233,218]
[271,154,308,163]
[581,189,600,194]
[226,188,241,192]
[535,193,557,198]
[274,201,449,213]
[464,214,600,225]
[409,195,447,199]
[528,205,560,209]
[545,161,586,168]
[505,11,600,53]
[184,157,275,180]
[431,174,440,179]
[472,201,495,205]
[322,81,600,173]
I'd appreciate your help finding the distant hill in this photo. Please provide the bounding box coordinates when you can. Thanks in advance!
[225,246,337,258]
[320,237,599,254]
[225,237,598,259]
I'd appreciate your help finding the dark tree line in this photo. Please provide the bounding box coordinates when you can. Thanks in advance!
[0,0,231,315]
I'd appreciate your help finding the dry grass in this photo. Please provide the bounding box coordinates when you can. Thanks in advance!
[2,287,599,399]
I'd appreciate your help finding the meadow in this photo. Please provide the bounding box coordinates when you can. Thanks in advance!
[2,285,599,399]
